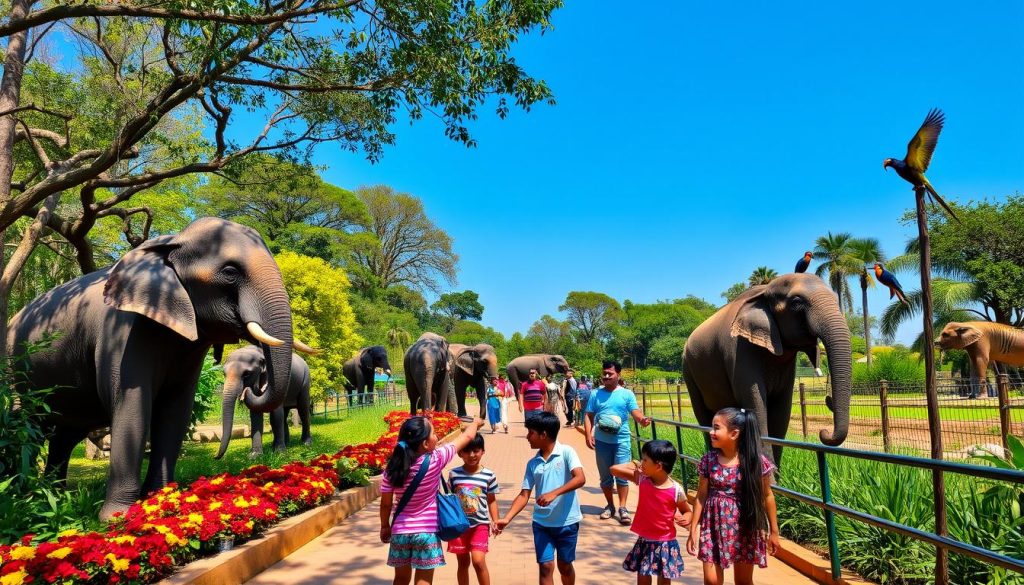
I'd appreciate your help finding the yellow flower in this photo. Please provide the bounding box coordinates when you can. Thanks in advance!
[263,482,274,489]
[211,477,225,486]
[105,553,130,573]
[46,547,73,560]
[161,486,174,493]
[142,503,160,515]
[188,513,204,525]
[0,569,27,585]
[9,546,34,561]
[233,497,250,509]
[111,535,136,545]
[220,513,231,522]
[245,520,254,530]
[209,501,223,511]
[164,533,183,547]
[185,495,200,503]
[154,524,171,535]
[57,528,79,538]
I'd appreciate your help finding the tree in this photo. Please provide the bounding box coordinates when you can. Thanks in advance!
[431,290,484,332]
[526,315,571,355]
[813,231,861,312]
[614,297,717,368]
[848,237,885,367]
[352,185,458,294]
[721,282,747,303]
[0,0,559,352]
[648,335,687,371]
[198,154,372,265]
[275,251,363,403]
[747,267,778,287]
[559,291,623,343]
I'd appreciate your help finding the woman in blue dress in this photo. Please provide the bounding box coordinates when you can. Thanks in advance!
[485,375,504,432]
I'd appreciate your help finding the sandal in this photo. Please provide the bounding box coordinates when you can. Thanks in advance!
[618,507,632,525]
[599,505,615,520]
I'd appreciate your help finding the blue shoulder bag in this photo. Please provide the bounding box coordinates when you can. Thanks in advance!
[391,452,471,541]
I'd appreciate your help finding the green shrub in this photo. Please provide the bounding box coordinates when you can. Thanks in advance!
[852,347,925,385]
[192,354,223,431]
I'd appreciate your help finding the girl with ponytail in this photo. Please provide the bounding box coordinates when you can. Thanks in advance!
[380,415,485,585]
[686,408,780,584]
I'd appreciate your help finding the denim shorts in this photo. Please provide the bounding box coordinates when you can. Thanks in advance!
[595,439,631,487]
[532,522,579,563]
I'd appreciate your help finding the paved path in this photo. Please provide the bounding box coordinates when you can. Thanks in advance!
[246,408,814,584]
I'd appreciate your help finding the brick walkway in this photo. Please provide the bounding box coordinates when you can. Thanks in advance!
[246,408,814,584]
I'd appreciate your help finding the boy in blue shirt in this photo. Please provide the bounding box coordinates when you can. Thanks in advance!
[495,412,586,585]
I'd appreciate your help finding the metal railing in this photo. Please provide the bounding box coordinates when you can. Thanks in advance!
[312,383,405,421]
[632,416,1024,584]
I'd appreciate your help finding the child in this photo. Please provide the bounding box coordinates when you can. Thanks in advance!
[380,415,486,585]
[495,412,586,585]
[686,408,780,585]
[485,376,504,433]
[448,434,500,585]
[610,440,693,584]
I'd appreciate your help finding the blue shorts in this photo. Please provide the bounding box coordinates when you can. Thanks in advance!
[532,522,579,564]
[595,439,631,487]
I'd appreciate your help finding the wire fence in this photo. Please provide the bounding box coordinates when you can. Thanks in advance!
[208,381,408,428]
[632,374,1024,460]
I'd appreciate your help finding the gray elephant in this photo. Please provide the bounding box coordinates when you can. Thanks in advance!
[449,343,500,418]
[682,272,851,464]
[342,346,392,406]
[215,347,312,458]
[506,354,571,397]
[404,332,455,414]
[7,217,314,520]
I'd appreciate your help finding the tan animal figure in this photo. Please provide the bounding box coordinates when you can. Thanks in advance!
[935,321,1024,397]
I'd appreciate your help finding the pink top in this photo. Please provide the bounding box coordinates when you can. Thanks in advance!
[521,380,546,411]
[381,443,456,534]
[631,475,686,541]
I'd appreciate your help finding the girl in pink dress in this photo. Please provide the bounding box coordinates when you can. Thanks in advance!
[686,408,780,585]
[611,440,693,584]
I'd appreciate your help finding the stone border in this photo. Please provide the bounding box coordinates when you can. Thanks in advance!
[160,425,463,585]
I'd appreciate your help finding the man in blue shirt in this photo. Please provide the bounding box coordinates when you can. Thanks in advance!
[584,360,650,525]
[495,412,586,585]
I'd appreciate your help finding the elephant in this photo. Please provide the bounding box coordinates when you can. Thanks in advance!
[506,354,571,397]
[403,332,456,414]
[6,217,314,520]
[215,347,313,458]
[682,272,852,465]
[448,343,500,418]
[342,346,392,406]
[935,321,1024,398]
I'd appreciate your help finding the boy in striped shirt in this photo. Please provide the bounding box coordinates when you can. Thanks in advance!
[448,434,500,585]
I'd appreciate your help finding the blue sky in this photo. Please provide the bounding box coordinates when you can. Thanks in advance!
[316,1,1024,344]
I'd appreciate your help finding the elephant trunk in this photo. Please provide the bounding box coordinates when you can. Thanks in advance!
[810,294,852,446]
[240,261,293,413]
[215,370,246,459]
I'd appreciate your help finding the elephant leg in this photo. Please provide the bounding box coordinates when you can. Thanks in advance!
[101,380,154,521]
[142,373,199,497]
[732,371,776,464]
[45,426,89,483]
[454,377,469,418]
[250,410,265,456]
[297,390,313,445]
[683,369,715,452]
[282,408,292,445]
[269,407,287,452]
[474,381,487,419]
[766,388,794,468]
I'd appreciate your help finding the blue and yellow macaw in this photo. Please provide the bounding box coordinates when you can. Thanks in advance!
[874,262,909,305]
[794,252,812,273]
[882,108,960,223]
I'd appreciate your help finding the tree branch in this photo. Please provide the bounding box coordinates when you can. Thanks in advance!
[0,190,60,292]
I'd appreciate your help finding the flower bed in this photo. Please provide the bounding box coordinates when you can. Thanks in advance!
[0,410,459,584]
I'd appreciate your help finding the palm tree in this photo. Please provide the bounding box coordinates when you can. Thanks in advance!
[748,266,778,287]
[848,238,885,367]
[813,232,861,313]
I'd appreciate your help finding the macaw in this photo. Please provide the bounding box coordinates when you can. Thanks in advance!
[794,251,812,273]
[883,108,960,222]
[874,263,909,305]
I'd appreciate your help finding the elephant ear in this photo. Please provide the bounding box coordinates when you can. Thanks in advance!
[454,348,477,376]
[359,348,374,370]
[956,325,983,346]
[103,235,199,341]
[730,294,783,356]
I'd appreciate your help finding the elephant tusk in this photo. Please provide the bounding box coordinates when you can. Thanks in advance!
[247,322,285,347]
[293,339,322,355]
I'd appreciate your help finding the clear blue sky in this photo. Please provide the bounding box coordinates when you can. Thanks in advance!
[316,1,1024,344]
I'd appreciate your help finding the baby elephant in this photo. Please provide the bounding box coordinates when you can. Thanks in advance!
[216,346,313,458]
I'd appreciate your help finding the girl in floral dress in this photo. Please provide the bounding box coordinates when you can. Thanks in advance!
[686,408,780,585]
[611,440,693,584]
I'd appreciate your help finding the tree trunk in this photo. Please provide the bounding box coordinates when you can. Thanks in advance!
[861,273,872,368]
[0,0,35,359]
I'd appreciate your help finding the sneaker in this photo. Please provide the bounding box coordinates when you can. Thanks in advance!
[599,505,615,520]
[618,507,632,525]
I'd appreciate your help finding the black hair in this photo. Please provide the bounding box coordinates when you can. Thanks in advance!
[525,411,560,440]
[460,434,485,453]
[717,407,768,535]
[384,416,431,487]
[602,360,622,373]
[641,439,677,474]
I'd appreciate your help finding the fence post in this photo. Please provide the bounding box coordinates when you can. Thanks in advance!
[798,382,808,440]
[998,373,1012,454]
[880,379,891,453]
[676,425,688,490]
[676,383,683,422]
[816,451,842,580]
[642,384,648,415]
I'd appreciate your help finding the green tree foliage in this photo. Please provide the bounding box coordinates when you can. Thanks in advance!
[352,185,458,294]
[721,282,747,303]
[197,154,373,266]
[813,231,862,312]
[526,315,572,355]
[847,237,885,367]
[747,266,778,286]
[432,290,484,332]
[275,251,363,402]
[647,335,688,371]
[615,297,717,370]
[559,291,623,343]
